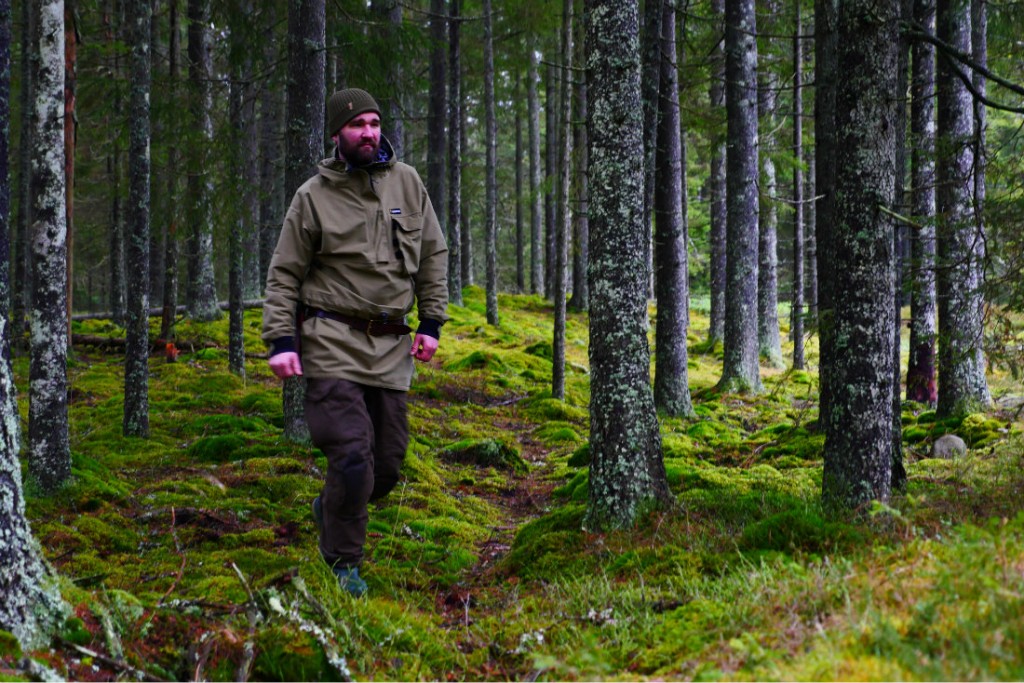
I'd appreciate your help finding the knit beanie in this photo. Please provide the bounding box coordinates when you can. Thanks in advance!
[326,88,381,136]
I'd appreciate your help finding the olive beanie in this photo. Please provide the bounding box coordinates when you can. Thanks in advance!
[326,88,381,136]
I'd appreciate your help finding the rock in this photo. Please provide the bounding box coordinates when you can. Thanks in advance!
[931,434,967,459]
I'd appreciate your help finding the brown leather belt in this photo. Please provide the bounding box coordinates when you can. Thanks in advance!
[304,306,412,336]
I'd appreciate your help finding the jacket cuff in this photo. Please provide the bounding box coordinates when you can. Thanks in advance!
[416,318,443,340]
[269,336,296,357]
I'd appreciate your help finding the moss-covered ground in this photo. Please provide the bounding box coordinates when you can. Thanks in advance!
[4,286,1024,681]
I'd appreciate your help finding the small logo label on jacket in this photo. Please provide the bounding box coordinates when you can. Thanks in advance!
[390,208,402,215]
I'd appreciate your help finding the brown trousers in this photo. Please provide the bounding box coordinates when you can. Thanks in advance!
[304,377,408,568]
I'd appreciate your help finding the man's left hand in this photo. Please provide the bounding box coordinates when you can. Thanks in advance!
[410,334,439,362]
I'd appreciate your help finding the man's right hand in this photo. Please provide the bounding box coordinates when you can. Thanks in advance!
[269,351,303,379]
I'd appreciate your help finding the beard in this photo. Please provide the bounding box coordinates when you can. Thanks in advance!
[339,136,380,167]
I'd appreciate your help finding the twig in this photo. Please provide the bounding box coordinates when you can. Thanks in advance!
[57,638,165,682]
[158,507,187,607]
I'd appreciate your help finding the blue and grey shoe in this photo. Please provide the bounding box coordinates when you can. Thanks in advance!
[334,566,368,597]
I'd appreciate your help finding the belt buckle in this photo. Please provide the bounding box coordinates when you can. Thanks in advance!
[366,318,383,336]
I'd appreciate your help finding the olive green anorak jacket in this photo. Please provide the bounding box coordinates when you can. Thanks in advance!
[262,141,449,391]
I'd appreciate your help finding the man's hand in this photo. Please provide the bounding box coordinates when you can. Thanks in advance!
[269,351,303,379]
[409,334,439,362]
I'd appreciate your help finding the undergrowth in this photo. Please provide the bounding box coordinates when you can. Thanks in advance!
[4,287,1023,681]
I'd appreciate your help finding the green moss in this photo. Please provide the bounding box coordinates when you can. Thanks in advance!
[445,350,510,373]
[553,470,589,501]
[536,422,581,444]
[438,439,528,473]
[525,340,553,360]
[505,504,588,579]
[739,508,864,553]
[0,629,23,658]
[188,434,247,462]
[252,624,334,682]
[567,443,591,468]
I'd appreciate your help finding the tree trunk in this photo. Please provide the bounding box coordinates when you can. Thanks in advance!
[160,0,180,343]
[147,0,163,307]
[0,0,9,360]
[552,0,572,399]
[185,0,218,321]
[791,1,805,370]
[653,0,694,418]
[459,86,472,287]
[707,0,727,345]
[822,0,899,511]
[935,0,988,418]
[805,150,817,325]
[483,0,499,326]
[281,0,326,443]
[906,0,937,406]
[640,0,662,291]
[544,61,557,300]
[447,0,463,306]
[123,0,152,438]
[258,1,283,293]
[13,0,34,344]
[515,74,525,293]
[63,2,75,326]
[569,11,589,313]
[585,0,669,531]
[719,0,762,394]
[106,2,124,326]
[427,0,447,259]
[528,45,543,296]
[757,24,783,370]
[29,0,71,493]
[970,0,988,398]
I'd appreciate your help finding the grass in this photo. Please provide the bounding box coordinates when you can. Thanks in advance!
[3,286,1024,681]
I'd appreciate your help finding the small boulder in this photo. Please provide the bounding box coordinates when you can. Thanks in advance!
[931,434,967,459]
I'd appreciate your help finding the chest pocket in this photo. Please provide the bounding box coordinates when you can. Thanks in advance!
[391,213,423,276]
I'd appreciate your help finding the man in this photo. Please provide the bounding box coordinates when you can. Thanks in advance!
[263,88,449,596]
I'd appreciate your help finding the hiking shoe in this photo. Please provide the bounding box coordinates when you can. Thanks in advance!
[334,566,368,597]
[312,495,324,537]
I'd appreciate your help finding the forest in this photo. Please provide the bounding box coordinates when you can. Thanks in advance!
[2,0,1024,680]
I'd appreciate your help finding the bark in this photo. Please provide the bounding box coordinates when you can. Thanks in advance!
[569,12,589,313]
[63,3,75,326]
[447,0,463,305]
[106,2,124,326]
[459,82,472,287]
[805,150,817,324]
[0,0,9,360]
[281,0,325,443]
[640,0,662,281]
[483,0,499,326]
[757,24,783,370]
[970,0,988,395]
[552,0,573,399]
[515,74,525,293]
[29,0,70,493]
[427,0,448,259]
[13,0,34,342]
[528,45,543,296]
[719,0,762,394]
[791,1,805,370]
[185,0,218,321]
[653,0,694,418]
[124,0,152,438]
[147,0,163,306]
[160,0,180,343]
[822,0,899,511]
[544,61,557,299]
[584,0,669,532]
[906,0,938,406]
[707,0,727,345]
[935,0,988,417]
[258,1,283,293]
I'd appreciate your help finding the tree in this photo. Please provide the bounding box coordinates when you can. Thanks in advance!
[258,1,283,295]
[906,0,938,405]
[185,0,218,322]
[552,0,572,399]
[483,0,499,326]
[123,0,152,437]
[569,18,589,313]
[447,0,463,306]
[427,0,447,247]
[13,0,34,343]
[528,44,543,296]
[105,2,124,326]
[719,0,762,394]
[653,0,694,418]
[584,0,670,532]
[707,0,727,345]
[821,0,900,511]
[280,0,326,443]
[757,0,783,370]
[935,0,989,417]
[160,0,181,343]
[29,0,71,493]
[791,1,805,370]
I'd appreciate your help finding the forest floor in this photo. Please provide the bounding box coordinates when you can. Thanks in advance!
[4,286,1024,681]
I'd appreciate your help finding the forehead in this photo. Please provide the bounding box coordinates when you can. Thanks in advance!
[345,112,381,127]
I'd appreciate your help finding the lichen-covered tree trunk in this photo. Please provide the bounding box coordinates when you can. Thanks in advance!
[185,0,218,322]
[569,24,589,314]
[935,0,989,418]
[970,0,988,399]
[544,62,557,299]
[821,0,899,511]
[1,0,10,361]
[708,0,727,345]
[160,0,180,343]
[584,0,670,532]
[106,5,125,327]
[719,0,762,394]
[552,0,572,399]
[427,0,448,248]
[757,31,783,370]
[29,0,71,493]
[640,0,662,272]
[483,0,499,326]
[459,90,473,288]
[528,44,542,296]
[281,0,325,444]
[258,0,283,292]
[791,2,805,370]
[653,0,694,419]
[123,0,151,438]
[14,0,34,343]
[906,0,937,406]
[447,0,463,306]
[515,77,525,294]
[805,151,817,325]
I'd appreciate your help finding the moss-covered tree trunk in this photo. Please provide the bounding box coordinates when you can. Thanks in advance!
[653,0,694,419]
[906,0,937,406]
[757,0,783,370]
[185,0,218,322]
[584,0,670,532]
[281,0,325,444]
[719,0,762,394]
[707,0,726,345]
[29,0,71,493]
[447,0,463,306]
[483,0,499,326]
[528,43,542,297]
[791,2,805,370]
[935,0,989,418]
[821,0,899,511]
[123,0,151,438]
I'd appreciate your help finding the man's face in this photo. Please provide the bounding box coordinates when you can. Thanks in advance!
[334,112,382,166]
